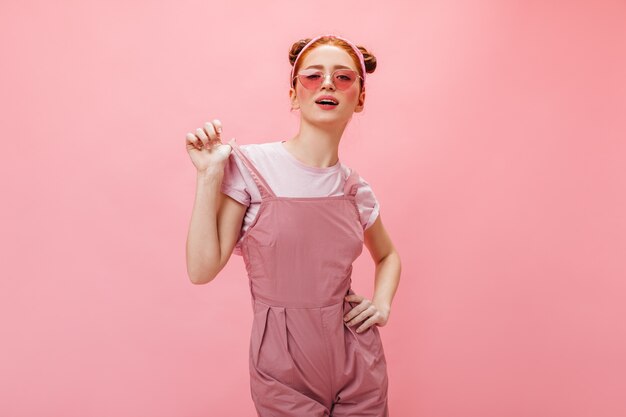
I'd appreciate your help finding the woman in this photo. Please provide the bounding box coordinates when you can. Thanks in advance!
[185,34,401,416]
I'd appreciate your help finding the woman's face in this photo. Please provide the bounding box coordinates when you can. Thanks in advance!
[289,45,365,123]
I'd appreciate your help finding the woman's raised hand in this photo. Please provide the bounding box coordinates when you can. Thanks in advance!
[185,119,232,173]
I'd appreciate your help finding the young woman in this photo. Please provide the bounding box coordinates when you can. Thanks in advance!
[185,34,401,416]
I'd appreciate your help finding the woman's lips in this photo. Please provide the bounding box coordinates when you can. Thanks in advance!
[315,95,339,110]
[316,102,339,110]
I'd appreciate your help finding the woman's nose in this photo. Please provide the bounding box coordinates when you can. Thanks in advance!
[321,74,336,89]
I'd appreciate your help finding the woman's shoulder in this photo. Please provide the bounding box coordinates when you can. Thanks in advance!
[236,139,279,150]
[339,163,370,185]
[236,140,281,160]
[349,168,380,230]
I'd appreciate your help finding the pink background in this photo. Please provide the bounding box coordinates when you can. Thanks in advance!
[2,1,625,416]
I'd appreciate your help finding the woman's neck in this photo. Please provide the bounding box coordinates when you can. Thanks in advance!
[285,122,347,168]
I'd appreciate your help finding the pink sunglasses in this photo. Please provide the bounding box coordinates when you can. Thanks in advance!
[292,68,363,91]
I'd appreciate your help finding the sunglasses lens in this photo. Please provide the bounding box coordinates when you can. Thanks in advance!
[297,69,358,90]
[299,71,323,89]
[334,70,357,90]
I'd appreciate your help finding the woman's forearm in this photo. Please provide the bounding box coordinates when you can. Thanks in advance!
[372,251,401,317]
[186,168,224,284]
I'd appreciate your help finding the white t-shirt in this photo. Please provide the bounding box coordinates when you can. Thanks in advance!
[220,140,380,256]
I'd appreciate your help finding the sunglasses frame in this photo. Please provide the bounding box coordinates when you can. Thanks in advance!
[292,68,364,91]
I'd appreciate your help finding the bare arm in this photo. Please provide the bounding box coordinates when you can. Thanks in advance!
[364,213,401,319]
[184,119,247,285]
[185,167,247,285]
[343,213,402,331]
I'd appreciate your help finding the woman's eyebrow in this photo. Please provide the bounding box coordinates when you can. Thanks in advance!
[305,64,352,69]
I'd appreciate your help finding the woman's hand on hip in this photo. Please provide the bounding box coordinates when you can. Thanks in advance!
[343,293,390,333]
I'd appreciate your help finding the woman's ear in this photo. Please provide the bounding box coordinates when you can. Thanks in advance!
[354,89,366,113]
[289,87,300,111]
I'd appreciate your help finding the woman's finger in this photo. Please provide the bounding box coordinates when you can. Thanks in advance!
[195,127,209,147]
[355,312,380,333]
[212,119,223,139]
[345,293,364,303]
[204,121,220,144]
[186,132,203,149]
[343,293,369,321]
[346,304,376,327]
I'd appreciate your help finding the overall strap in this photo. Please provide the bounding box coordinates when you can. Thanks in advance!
[343,168,360,197]
[227,138,276,199]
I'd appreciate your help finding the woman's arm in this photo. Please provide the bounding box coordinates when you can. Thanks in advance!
[344,213,401,331]
[364,213,401,318]
[185,168,246,285]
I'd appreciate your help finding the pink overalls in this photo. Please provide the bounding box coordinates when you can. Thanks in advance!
[228,139,389,417]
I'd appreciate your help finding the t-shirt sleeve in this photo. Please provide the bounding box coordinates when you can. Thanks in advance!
[355,173,380,230]
[220,151,251,207]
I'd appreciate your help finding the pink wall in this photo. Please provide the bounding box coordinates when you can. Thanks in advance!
[1,1,625,416]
